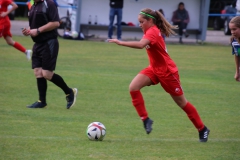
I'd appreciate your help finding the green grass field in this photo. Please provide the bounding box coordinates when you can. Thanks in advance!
[0,37,240,160]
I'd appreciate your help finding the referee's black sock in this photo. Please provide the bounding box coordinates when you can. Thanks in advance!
[37,77,47,104]
[50,73,72,95]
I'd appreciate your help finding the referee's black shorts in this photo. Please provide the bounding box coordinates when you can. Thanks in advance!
[32,39,59,71]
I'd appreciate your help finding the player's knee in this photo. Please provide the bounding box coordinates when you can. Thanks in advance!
[176,99,187,108]
[129,84,139,92]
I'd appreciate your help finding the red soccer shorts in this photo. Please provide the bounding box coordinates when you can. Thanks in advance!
[140,67,184,96]
[0,24,12,38]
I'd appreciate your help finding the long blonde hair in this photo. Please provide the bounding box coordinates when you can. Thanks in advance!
[230,16,240,43]
[140,8,178,37]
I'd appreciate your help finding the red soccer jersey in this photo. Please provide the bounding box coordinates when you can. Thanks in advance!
[0,0,12,25]
[143,25,178,77]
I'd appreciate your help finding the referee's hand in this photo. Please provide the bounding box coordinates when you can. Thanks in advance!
[22,28,31,36]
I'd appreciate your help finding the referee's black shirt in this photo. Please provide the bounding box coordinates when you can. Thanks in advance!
[29,0,59,43]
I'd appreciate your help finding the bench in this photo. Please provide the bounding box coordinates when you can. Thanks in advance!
[80,24,202,42]
[171,29,202,43]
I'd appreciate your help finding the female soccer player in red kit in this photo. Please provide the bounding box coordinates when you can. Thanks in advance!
[108,8,210,142]
[0,0,31,60]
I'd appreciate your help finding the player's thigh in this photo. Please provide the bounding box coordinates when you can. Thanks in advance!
[0,25,3,37]
[3,25,12,39]
[4,36,14,45]
[129,74,153,91]
[159,72,183,96]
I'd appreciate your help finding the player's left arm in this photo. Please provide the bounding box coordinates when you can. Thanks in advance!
[0,2,18,17]
[108,38,150,49]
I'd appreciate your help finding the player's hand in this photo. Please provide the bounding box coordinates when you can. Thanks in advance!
[22,28,31,36]
[108,39,122,45]
[0,12,7,17]
[234,72,240,82]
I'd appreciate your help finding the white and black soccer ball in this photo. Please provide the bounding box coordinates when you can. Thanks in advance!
[86,122,106,141]
[71,31,79,39]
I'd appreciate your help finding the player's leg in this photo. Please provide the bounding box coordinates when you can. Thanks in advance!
[3,24,31,59]
[4,35,31,60]
[171,94,205,131]
[171,94,210,142]
[129,68,158,134]
[129,73,152,120]
[161,72,209,142]
[42,39,77,109]
[129,73,153,134]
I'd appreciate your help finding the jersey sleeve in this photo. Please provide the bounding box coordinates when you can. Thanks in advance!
[143,28,157,45]
[47,0,59,22]
[231,39,240,56]
[232,44,236,55]
[3,0,13,6]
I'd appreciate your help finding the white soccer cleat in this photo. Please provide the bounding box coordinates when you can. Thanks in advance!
[25,50,32,60]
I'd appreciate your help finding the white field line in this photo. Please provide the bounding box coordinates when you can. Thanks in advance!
[0,135,240,142]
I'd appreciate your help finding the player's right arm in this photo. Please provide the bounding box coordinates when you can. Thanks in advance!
[108,38,150,49]
[234,55,240,81]
[5,2,18,16]
[0,2,18,18]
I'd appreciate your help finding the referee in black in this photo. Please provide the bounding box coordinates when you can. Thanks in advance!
[22,0,77,109]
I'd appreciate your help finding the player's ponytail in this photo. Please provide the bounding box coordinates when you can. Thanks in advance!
[140,8,178,37]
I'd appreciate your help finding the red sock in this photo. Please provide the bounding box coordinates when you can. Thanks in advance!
[13,42,26,53]
[130,90,148,121]
[182,102,204,131]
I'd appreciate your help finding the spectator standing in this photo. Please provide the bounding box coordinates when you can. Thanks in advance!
[171,2,190,43]
[0,0,31,60]
[108,0,123,40]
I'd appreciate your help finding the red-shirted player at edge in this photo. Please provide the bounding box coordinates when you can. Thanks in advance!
[108,8,210,142]
[0,0,31,60]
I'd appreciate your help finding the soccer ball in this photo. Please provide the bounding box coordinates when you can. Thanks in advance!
[86,122,106,141]
[71,31,78,38]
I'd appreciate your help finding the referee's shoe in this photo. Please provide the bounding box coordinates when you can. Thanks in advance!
[27,100,47,108]
[66,88,78,109]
